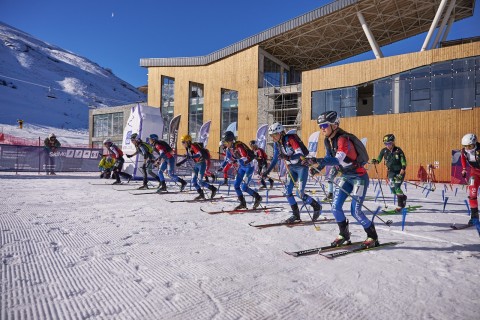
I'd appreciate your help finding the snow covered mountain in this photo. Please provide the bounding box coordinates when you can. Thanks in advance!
[0,21,146,130]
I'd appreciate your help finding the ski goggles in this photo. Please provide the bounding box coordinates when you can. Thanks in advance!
[463,144,475,150]
[318,123,330,129]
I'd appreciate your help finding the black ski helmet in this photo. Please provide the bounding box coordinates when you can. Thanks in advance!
[383,134,395,143]
[249,140,257,147]
[223,131,235,142]
[317,111,340,126]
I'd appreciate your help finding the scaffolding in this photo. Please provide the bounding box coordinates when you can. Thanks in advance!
[263,80,302,133]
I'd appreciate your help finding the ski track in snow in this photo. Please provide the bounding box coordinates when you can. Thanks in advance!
[0,172,479,319]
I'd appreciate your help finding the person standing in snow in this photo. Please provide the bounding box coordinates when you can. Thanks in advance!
[310,111,377,248]
[460,133,480,226]
[103,139,132,185]
[222,131,262,210]
[147,134,187,193]
[262,123,321,223]
[43,133,61,175]
[371,134,407,212]
[177,134,217,200]
[126,133,160,190]
[249,140,274,190]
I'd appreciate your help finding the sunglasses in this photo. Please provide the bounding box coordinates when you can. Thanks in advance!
[463,144,475,150]
[384,142,393,146]
[319,123,330,129]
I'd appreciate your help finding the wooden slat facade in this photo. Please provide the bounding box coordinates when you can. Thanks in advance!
[147,46,260,153]
[302,42,480,182]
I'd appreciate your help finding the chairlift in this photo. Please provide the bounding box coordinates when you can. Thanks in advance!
[46,87,57,99]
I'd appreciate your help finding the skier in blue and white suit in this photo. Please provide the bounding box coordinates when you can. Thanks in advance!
[263,123,321,223]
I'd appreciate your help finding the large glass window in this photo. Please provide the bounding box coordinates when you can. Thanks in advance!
[264,57,281,87]
[452,58,475,109]
[161,76,175,139]
[221,89,238,135]
[311,87,357,119]
[93,112,124,137]
[188,82,204,140]
[431,61,452,110]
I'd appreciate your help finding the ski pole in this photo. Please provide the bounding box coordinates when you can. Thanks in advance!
[310,165,393,227]
[404,180,436,191]
[372,163,388,208]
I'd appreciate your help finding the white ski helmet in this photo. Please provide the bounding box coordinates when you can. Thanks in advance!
[317,111,340,126]
[103,138,112,145]
[461,133,477,146]
[48,133,56,139]
[268,122,284,135]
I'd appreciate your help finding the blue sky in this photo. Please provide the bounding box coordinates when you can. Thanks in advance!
[1,0,479,88]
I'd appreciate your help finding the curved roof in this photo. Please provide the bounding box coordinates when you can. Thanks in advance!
[140,0,475,70]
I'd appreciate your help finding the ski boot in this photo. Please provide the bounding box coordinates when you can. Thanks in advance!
[193,189,205,201]
[331,220,351,247]
[179,179,187,192]
[269,179,274,189]
[285,204,301,224]
[126,174,132,183]
[253,193,262,209]
[311,199,322,221]
[362,223,379,248]
[259,182,267,190]
[112,180,122,185]
[221,178,228,186]
[137,184,149,190]
[467,208,479,226]
[156,181,167,193]
[208,185,217,198]
[323,192,333,202]
[234,195,247,210]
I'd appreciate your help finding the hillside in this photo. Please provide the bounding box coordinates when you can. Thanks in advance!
[0,21,146,131]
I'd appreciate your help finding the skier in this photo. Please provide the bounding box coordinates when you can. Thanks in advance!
[249,140,274,189]
[126,133,160,190]
[44,133,61,175]
[98,155,115,179]
[103,139,133,184]
[222,131,262,210]
[371,134,407,211]
[262,123,321,223]
[460,133,480,226]
[217,141,235,186]
[147,134,188,193]
[178,134,217,200]
[311,111,377,248]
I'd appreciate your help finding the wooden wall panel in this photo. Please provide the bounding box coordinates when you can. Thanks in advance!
[302,43,480,182]
[147,46,260,154]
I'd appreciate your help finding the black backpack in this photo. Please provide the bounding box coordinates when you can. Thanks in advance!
[192,142,210,160]
[233,141,256,162]
[155,140,173,153]
[286,134,310,156]
[326,129,369,166]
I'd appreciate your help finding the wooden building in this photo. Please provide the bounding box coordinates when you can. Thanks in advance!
[139,0,478,182]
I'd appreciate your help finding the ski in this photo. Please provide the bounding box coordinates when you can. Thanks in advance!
[450,223,474,230]
[250,217,335,229]
[129,190,188,195]
[89,182,119,185]
[166,196,229,203]
[380,205,422,215]
[318,241,402,259]
[201,206,284,215]
[285,241,365,257]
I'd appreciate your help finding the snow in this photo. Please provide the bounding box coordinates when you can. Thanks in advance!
[1,171,478,319]
[0,22,146,130]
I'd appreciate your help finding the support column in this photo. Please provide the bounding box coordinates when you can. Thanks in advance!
[431,0,456,49]
[441,16,455,44]
[421,0,449,51]
[357,11,383,59]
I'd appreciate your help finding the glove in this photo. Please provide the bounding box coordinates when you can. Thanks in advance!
[395,174,404,181]
[126,154,132,158]
[217,167,223,172]
[371,159,379,164]
[279,153,290,160]
[461,170,467,178]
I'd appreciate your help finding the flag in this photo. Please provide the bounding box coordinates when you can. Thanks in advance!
[225,122,237,136]
[197,120,212,148]
[307,131,320,157]
[256,124,268,150]
[168,115,181,152]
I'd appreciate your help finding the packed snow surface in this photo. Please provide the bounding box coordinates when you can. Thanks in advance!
[1,172,478,319]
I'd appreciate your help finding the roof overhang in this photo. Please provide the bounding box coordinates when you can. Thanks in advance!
[140,0,475,69]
